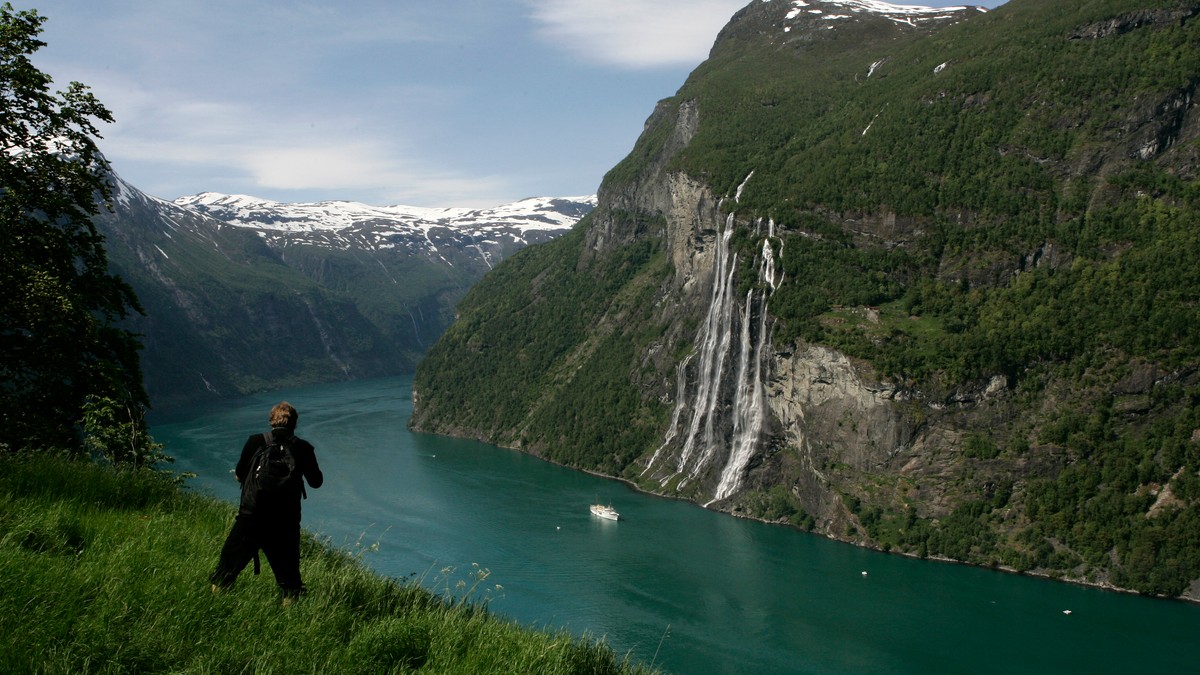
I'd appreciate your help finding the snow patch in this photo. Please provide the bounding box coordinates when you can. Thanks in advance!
[783,0,978,30]
[169,192,596,256]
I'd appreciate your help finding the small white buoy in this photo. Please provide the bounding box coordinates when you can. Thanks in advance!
[556,526,560,531]
[861,571,868,576]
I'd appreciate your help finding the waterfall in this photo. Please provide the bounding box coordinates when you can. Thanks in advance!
[672,219,738,487]
[761,238,777,292]
[711,284,770,503]
[649,209,779,503]
[735,171,755,203]
[642,352,694,475]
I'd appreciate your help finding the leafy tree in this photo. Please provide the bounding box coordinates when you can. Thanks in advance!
[0,3,152,462]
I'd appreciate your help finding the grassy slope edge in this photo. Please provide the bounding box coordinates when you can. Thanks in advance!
[0,455,656,674]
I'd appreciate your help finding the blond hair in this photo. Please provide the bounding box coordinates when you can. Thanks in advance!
[269,402,298,430]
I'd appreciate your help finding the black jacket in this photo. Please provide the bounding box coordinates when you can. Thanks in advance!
[235,427,323,520]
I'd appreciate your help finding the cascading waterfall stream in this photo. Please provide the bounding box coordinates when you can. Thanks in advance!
[642,352,694,474]
[648,203,779,504]
[710,279,771,504]
[674,219,738,488]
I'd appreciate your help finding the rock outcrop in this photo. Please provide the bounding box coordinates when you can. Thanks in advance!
[412,0,1200,599]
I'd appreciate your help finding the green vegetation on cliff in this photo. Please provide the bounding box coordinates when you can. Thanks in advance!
[677,0,1200,382]
[411,0,1200,598]
[98,201,438,410]
[413,226,671,475]
[679,0,1200,596]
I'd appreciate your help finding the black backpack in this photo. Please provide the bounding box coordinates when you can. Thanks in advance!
[240,432,304,513]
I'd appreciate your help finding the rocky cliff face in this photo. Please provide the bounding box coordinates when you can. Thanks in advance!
[413,0,1200,599]
[589,0,986,510]
[623,163,926,531]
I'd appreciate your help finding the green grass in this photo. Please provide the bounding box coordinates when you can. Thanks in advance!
[0,454,657,674]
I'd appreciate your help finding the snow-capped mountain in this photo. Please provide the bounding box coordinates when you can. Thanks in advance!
[176,192,595,234]
[174,192,596,270]
[94,171,596,409]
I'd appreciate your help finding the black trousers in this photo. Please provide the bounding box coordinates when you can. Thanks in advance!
[210,514,305,597]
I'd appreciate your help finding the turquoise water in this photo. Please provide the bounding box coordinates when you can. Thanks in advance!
[154,376,1199,674]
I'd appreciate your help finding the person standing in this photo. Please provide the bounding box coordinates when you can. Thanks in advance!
[210,401,323,601]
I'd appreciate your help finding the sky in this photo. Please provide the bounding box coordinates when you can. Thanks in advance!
[25,0,1005,208]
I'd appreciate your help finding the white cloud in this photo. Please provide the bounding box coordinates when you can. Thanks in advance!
[31,0,698,206]
[238,142,511,207]
[73,69,508,206]
[526,0,747,69]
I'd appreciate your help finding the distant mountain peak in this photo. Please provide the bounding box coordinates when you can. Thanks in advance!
[787,0,984,23]
[173,192,597,251]
[93,170,596,409]
[783,0,983,29]
[715,0,983,54]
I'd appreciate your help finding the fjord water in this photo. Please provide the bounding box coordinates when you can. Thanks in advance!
[154,376,1197,674]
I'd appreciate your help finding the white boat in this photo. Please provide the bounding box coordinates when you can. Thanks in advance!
[590,503,620,521]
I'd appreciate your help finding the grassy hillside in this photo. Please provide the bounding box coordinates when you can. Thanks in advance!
[0,455,655,674]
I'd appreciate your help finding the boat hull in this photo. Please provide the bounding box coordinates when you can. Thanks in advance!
[590,504,620,521]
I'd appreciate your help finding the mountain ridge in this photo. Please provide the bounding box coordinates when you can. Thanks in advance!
[174,192,594,251]
[95,170,594,410]
[411,0,1200,599]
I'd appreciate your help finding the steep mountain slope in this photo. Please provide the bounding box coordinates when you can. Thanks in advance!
[412,0,1200,598]
[93,175,594,409]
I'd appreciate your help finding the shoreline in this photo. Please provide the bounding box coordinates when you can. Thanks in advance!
[492,437,1200,605]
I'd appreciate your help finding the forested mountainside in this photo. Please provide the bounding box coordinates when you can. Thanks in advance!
[411,0,1200,599]
[93,175,593,410]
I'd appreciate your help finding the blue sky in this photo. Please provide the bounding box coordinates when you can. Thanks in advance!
[26,1,1004,207]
